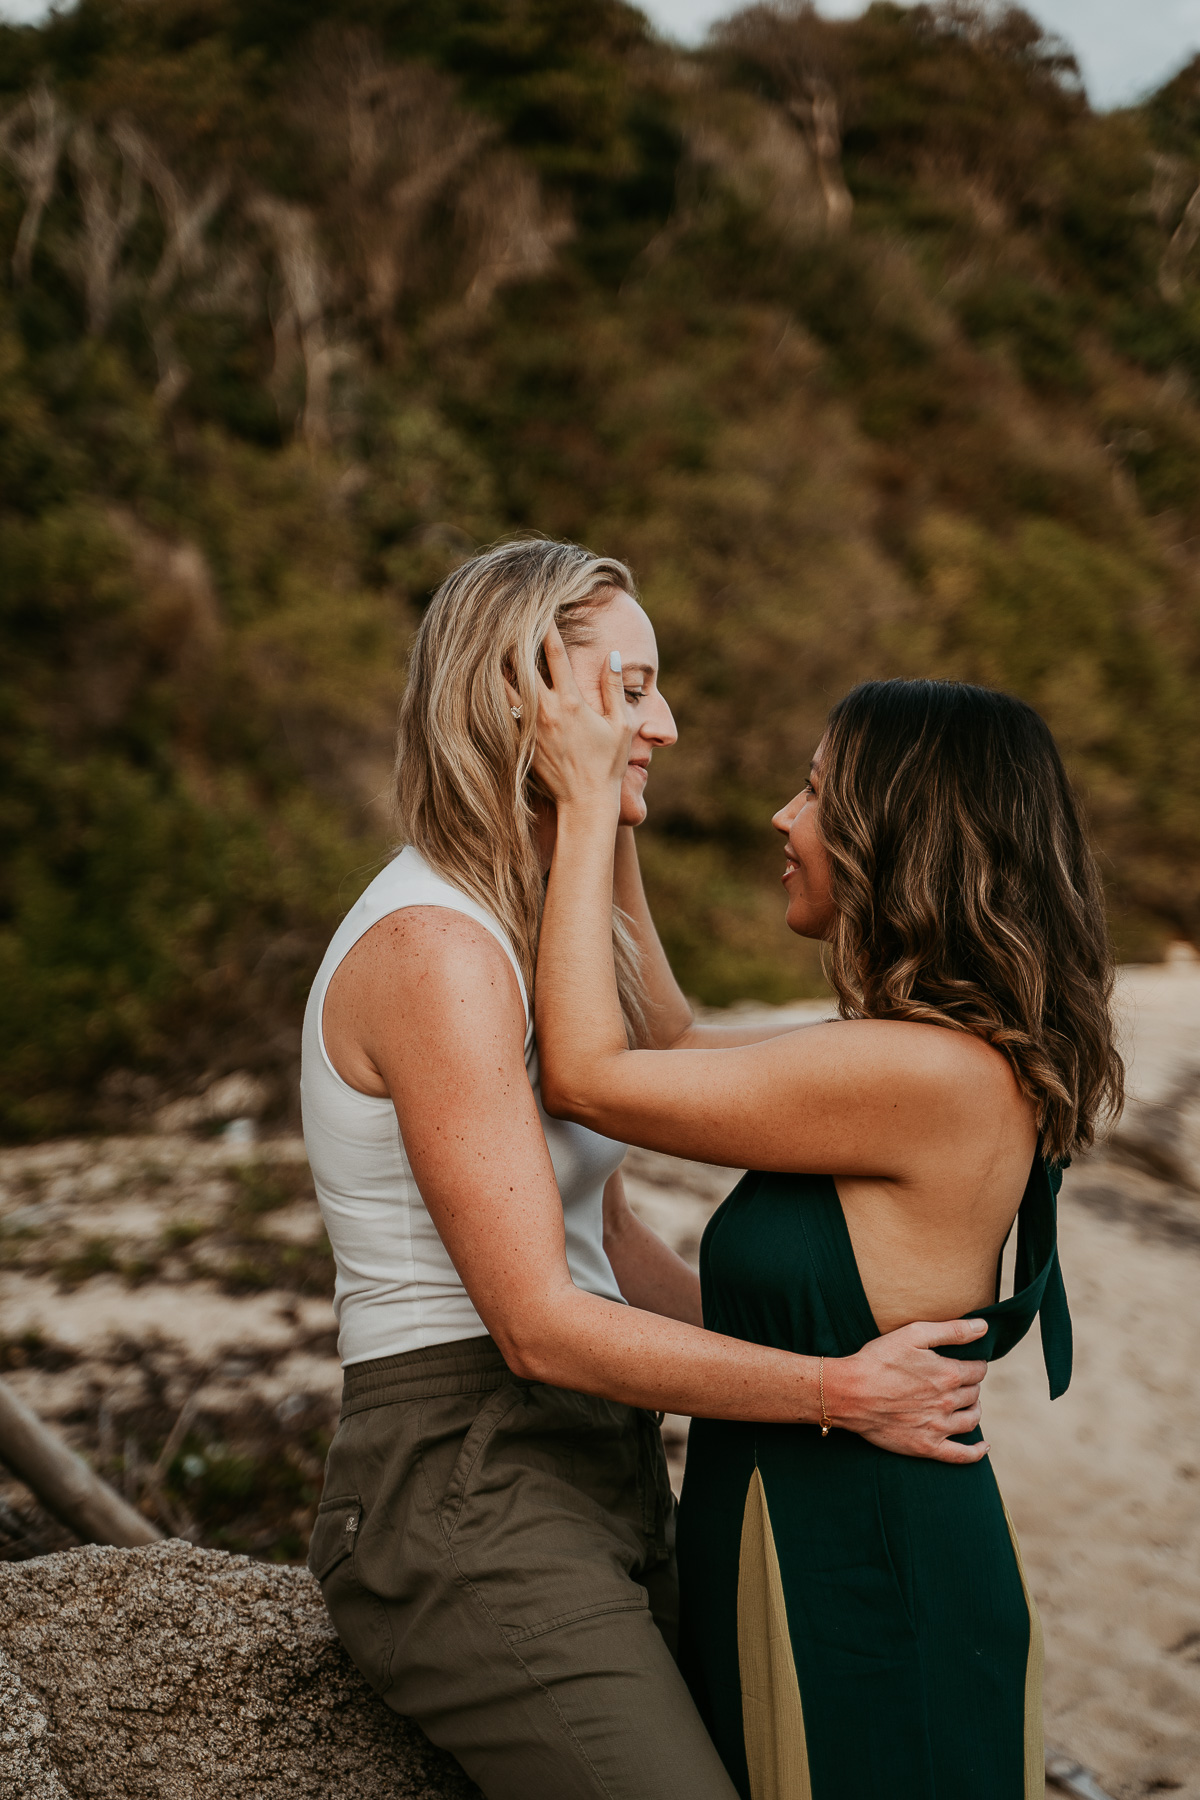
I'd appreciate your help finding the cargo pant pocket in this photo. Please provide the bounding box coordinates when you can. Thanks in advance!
[505,1592,650,1645]
[436,1381,527,1539]
[308,1492,362,1580]
[308,1491,395,1695]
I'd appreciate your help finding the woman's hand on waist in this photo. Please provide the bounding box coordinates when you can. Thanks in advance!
[825,1317,990,1463]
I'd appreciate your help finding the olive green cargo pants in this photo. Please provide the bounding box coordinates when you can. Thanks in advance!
[308,1335,738,1800]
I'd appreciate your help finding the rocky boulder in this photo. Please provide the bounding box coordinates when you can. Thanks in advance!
[0,1541,481,1798]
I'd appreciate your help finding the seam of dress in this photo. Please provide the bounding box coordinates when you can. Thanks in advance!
[1001,1497,1045,1800]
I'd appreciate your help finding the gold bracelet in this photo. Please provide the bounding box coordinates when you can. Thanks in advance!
[819,1356,832,1437]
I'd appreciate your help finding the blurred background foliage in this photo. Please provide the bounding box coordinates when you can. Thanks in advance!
[1,0,1199,1137]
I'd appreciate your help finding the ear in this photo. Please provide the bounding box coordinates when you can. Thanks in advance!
[502,647,526,720]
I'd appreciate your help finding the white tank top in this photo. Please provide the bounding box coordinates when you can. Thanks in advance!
[301,846,627,1365]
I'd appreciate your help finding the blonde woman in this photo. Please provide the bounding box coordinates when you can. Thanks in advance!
[301,540,989,1800]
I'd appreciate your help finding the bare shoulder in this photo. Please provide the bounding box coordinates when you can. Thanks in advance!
[338,907,525,1027]
[324,907,527,1095]
[813,1017,1028,1114]
[792,1017,1035,1186]
[338,905,518,995]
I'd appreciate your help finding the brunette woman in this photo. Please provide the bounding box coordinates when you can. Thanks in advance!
[301,540,989,1800]
[530,649,1122,1800]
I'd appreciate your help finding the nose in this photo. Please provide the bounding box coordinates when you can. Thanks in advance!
[772,793,803,836]
[639,690,678,749]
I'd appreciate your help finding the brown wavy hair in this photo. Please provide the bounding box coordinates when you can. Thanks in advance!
[817,679,1123,1161]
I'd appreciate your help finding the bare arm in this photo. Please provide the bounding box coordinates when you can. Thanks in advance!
[614,825,826,1049]
[602,1166,703,1326]
[328,905,989,1460]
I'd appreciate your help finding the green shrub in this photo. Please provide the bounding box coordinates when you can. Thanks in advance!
[0,0,1197,1136]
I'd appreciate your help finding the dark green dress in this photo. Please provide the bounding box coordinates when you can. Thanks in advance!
[676,1155,1071,1800]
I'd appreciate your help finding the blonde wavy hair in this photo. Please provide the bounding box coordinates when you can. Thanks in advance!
[394,538,647,1041]
[817,679,1124,1162]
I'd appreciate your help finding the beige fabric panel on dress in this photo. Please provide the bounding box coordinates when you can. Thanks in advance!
[737,1466,813,1800]
[1001,1499,1046,1800]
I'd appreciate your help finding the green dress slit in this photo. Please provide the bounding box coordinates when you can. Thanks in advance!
[676,1154,1072,1800]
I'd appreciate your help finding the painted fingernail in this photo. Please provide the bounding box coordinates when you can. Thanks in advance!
[609,651,622,672]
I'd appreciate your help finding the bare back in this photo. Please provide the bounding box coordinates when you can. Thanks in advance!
[834,1032,1038,1330]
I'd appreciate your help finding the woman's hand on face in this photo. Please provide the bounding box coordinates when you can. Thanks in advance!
[827,1317,990,1463]
[516,625,633,817]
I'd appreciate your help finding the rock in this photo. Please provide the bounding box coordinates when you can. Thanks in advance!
[0,1647,70,1798]
[0,1541,481,1798]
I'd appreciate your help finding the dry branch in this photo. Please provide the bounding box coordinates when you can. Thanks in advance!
[109,116,229,301]
[0,81,70,283]
[1160,176,1200,303]
[797,76,853,231]
[248,193,349,447]
[459,155,572,313]
[69,121,142,334]
[315,40,490,325]
[0,1376,162,1548]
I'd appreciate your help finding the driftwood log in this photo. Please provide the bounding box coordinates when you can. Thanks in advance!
[0,1377,161,1548]
[1046,1747,1118,1800]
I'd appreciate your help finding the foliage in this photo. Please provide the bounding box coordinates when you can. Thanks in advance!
[0,0,1198,1134]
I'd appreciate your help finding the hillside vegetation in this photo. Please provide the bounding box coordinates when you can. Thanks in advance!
[2,0,1199,1137]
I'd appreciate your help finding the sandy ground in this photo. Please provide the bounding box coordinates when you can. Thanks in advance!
[985,1188,1200,1797]
[981,959,1200,1800]
[0,962,1197,1796]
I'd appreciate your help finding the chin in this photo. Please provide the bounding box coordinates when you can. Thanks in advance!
[786,898,835,941]
[784,899,816,939]
[619,792,648,827]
